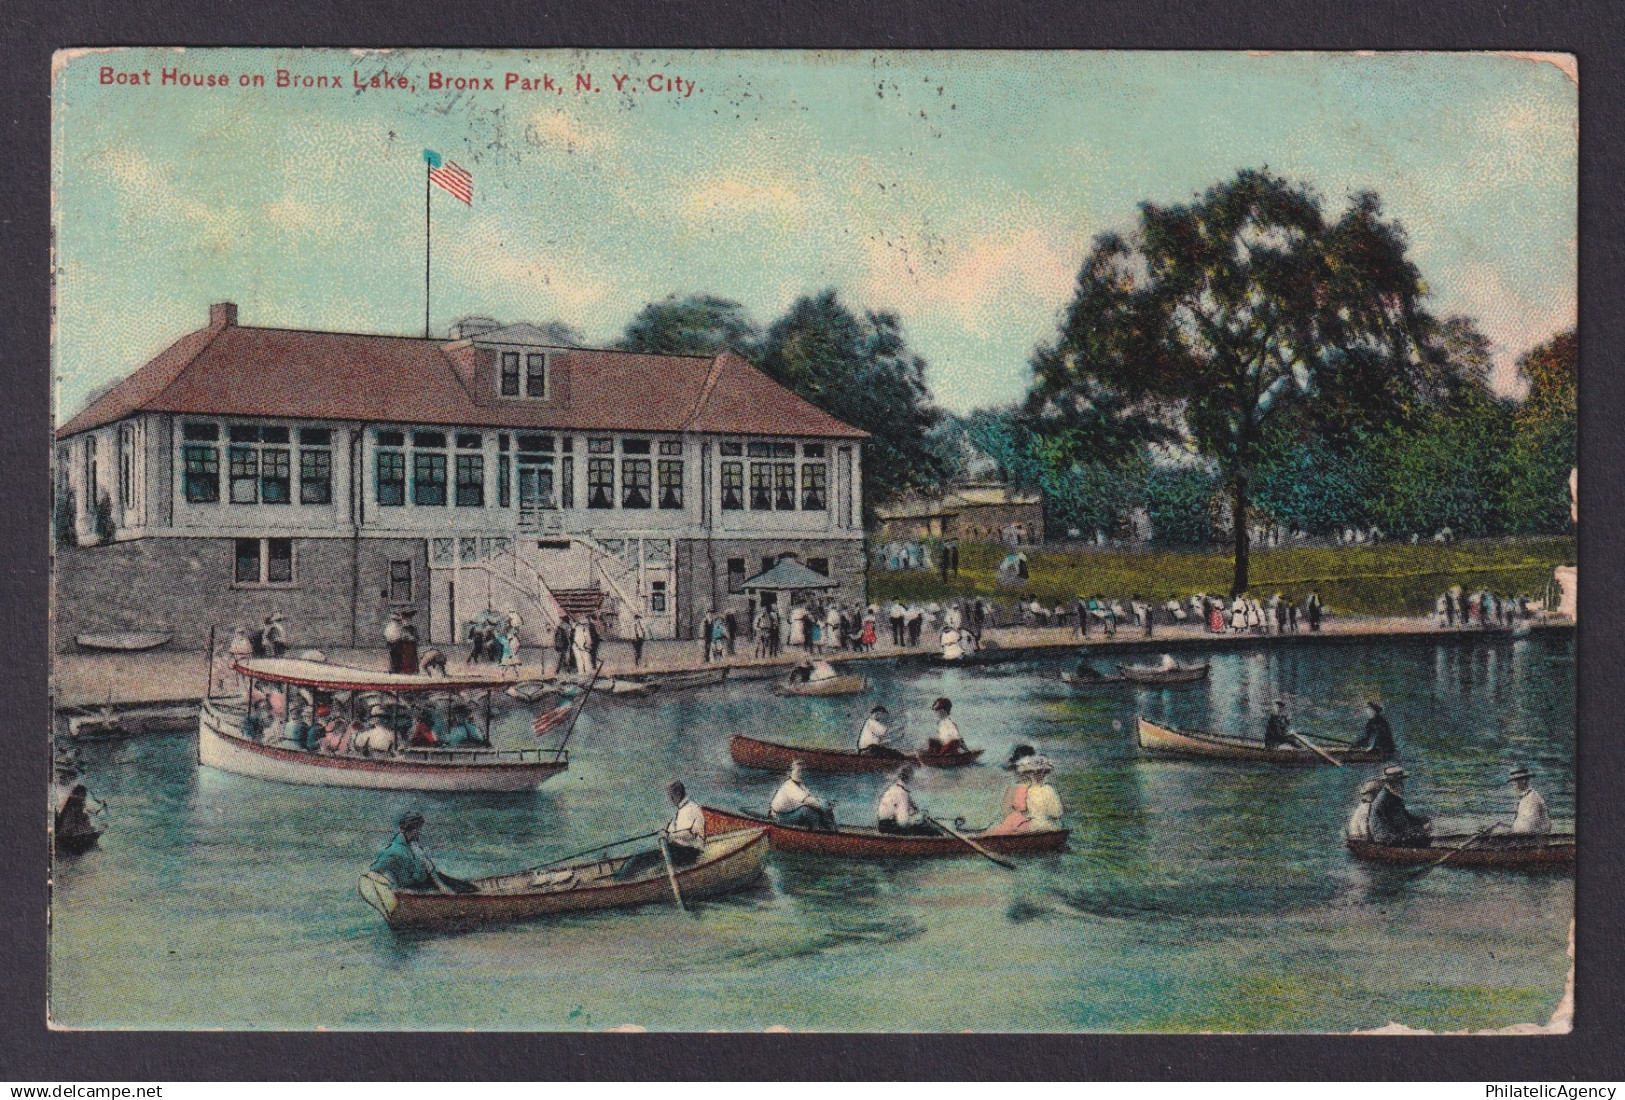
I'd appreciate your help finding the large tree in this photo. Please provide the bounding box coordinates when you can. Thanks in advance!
[758,290,953,517]
[1036,169,1452,593]
[1501,330,1577,534]
[615,294,762,358]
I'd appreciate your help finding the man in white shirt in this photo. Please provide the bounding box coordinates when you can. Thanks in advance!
[1507,766,1551,837]
[616,781,707,880]
[927,697,963,754]
[857,705,904,758]
[770,761,836,831]
[876,766,935,836]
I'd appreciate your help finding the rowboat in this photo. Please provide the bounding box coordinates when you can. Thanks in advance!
[729,733,983,773]
[1346,833,1574,871]
[1117,661,1209,684]
[774,673,867,697]
[66,703,197,739]
[1059,671,1125,688]
[703,806,1068,858]
[74,631,171,652]
[652,668,730,692]
[358,828,768,929]
[199,658,569,791]
[55,826,103,856]
[1136,717,1387,765]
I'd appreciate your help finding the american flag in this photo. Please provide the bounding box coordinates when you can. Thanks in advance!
[532,697,576,738]
[426,154,473,206]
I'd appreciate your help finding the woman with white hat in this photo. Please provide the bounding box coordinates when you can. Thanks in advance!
[987,750,1062,835]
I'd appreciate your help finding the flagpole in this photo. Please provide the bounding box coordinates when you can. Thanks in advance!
[424,160,432,338]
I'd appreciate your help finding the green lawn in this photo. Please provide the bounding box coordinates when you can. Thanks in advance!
[867,537,1575,617]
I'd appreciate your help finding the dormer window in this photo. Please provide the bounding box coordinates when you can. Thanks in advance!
[498,349,549,399]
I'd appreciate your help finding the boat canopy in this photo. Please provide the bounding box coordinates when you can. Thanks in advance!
[233,658,509,693]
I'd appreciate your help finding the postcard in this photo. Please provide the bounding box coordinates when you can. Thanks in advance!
[49,47,1576,1032]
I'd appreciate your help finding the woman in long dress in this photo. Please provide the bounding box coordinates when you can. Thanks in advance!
[988,753,1063,834]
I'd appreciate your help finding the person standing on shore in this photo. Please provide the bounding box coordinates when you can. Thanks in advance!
[553,616,574,675]
[889,601,907,647]
[700,611,715,663]
[1306,592,1323,632]
[385,610,419,675]
[630,613,647,668]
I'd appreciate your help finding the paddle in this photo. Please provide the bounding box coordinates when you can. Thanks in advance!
[1289,731,1344,767]
[1430,823,1503,868]
[658,837,687,911]
[922,812,1016,870]
[521,830,662,876]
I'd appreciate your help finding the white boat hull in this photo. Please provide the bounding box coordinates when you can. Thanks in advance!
[197,699,565,792]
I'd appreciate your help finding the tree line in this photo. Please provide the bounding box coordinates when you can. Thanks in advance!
[552,169,1574,596]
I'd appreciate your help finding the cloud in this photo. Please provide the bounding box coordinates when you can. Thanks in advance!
[861,226,1077,338]
[524,108,616,155]
[684,174,803,223]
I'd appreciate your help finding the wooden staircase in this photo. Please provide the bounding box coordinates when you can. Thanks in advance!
[551,587,606,619]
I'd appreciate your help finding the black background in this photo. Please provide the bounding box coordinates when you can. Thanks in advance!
[2,0,1620,1081]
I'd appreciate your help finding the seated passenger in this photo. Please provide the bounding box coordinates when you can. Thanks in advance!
[407,710,439,747]
[857,705,904,757]
[926,697,964,754]
[987,754,1063,834]
[439,705,485,746]
[770,761,836,831]
[876,766,936,836]
[352,706,399,756]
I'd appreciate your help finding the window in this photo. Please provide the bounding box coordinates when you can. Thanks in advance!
[658,459,683,509]
[183,441,219,503]
[762,556,777,574]
[376,450,405,506]
[588,438,613,454]
[260,447,291,504]
[455,454,485,507]
[774,462,796,510]
[804,442,825,458]
[561,436,573,453]
[560,457,574,508]
[749,463,773,511]
[498,454,511,507]
[413,452,447,506]
[456,433,482,450]
[184,422,219,442]
[377,430,405,448]
[84,436,97,506]
[721,462,744,510]
[587,457,614,508]
[719,441,742,456]
[526,353,547,397]
[388,560,413,603]
[621,438,650,455]
[621,458,651,509]
[659,440,683,456]
[649,580,667,614]
[747,441,771,458]
[118,424,136,512]
[234,537,294,585]
[727,557,746,593]
[801,462,828,511]
[808,557,829,577]
[299,448,331,505]
[413,431,446,449]
[500,352,520,396]
[518,434,553,453]
[229,445,259,504]
[773,442,796,458]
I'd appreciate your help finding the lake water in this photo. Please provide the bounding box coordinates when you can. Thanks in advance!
[50,632,1575,1032]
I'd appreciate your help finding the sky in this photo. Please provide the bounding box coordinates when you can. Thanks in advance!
[52,49,1576,421]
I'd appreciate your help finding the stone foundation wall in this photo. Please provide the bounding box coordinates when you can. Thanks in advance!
[675,536,866,640]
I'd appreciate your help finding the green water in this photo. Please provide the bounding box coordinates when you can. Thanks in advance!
[51,634,1574,1032]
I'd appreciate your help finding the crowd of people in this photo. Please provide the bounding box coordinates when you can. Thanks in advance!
[1434,586,1535,629]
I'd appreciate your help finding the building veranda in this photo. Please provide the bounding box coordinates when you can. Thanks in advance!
[54,304,868,649]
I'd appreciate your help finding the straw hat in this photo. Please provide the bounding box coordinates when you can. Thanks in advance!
[1382,765,1408,781]
[1016,754,1055,775]
[1508,766,1533,783]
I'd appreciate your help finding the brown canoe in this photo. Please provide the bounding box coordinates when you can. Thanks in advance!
[1346,833,1574,871]
[703,806,1068,858]
[729,733,983,773]
[1118,661,1209,684]
[1136,717,1388,765]
[360,828,768,929]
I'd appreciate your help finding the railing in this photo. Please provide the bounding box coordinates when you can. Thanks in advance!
[476,545,567,634]
[569,534,643,635]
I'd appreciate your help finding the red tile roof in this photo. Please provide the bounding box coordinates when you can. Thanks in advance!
[58,315,867,440]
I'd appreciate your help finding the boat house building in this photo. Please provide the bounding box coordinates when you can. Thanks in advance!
[55,303,868,649]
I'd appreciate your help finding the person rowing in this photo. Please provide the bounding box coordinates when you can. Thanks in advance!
[770,760,836,831]
[875,765,936,836]
[1480,766,1552,847]
[857,705,904,758]
[1368,766,1432,848]
[1349,701,1396,758]
[1263,700,1293,751]
[367,811,477,894]
[615,781,707,879]
[927,697,965,755]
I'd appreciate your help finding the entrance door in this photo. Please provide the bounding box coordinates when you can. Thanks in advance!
[517,460,554,529]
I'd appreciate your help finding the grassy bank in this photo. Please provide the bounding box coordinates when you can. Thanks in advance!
[868,537,1574,617]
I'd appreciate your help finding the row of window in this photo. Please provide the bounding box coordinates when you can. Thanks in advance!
[721,461,827,511]
[183,424,333,505]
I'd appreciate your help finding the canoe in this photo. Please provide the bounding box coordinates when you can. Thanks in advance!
[55,827,102,856]
[66,704,196,739]
[359,828,768,929]
[729,733,983,773]
[75,631,171,652]
[774,674,867,697]
[1118,661,1209,684]
[653,668,730,692]
[1136,717,1388,765]
[199,697,568,792]
[1346,833,1574,871]
[703,806,1068,858]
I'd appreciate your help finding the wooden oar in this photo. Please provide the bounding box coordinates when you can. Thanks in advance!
[922,812,1016,870]
[658,837,687,911]
[521,830,661,875]
[1431,823,1502,868]
[1289,731,1344,767]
